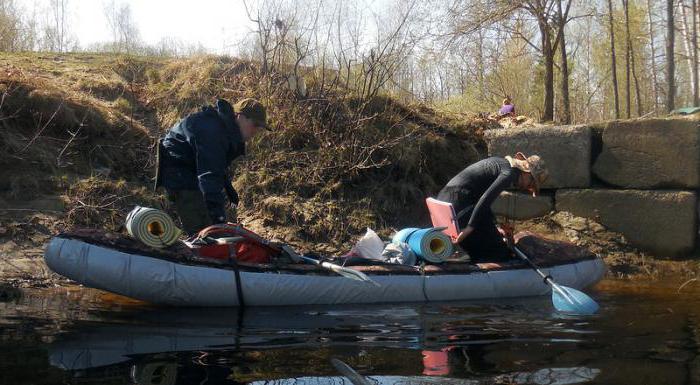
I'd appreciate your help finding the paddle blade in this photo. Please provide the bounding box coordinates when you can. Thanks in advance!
[330,358,373,385]
[551,284,599,315]
[323,262,381,287]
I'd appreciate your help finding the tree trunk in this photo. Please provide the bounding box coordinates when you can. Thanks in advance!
[586,16,593,120]
[680,0,696,103]
[624,0,643,116]
[693,0,699,105]
[647,0,660,112]
[608,0,621,119]
[557,0,571,124]
[667,0,676,112]
[540,19,555,122]
[623,0,632,118]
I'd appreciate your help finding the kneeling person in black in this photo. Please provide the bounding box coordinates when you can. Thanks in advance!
[436,153,548,263]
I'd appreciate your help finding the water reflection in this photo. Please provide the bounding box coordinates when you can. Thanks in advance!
[39,297,603,384]
[3,281,699,384]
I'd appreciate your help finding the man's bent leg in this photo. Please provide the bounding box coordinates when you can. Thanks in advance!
[167,190,212,235]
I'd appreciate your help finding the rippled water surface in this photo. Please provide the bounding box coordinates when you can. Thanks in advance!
[1,280,699,384]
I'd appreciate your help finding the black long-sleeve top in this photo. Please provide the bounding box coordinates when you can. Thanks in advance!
[436,157,520,228]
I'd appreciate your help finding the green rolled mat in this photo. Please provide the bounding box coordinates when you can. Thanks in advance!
[125,206,182,248]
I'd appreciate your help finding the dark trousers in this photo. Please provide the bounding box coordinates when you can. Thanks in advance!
[459,217,512,263]
[437,189,513,263]
[166,190,212,236]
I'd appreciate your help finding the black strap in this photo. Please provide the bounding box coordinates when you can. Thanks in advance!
[419,262,429,302]
[543,274,553,285]
[228,245,245,307]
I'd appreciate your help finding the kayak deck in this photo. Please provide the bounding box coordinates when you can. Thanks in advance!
[55,229,597,276]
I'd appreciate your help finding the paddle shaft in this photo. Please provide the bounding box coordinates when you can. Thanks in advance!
[504,238,599,314]
[512,245,570,298]
[208,225,378,285]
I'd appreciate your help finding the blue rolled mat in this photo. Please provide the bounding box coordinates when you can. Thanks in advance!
[392,227,453,263]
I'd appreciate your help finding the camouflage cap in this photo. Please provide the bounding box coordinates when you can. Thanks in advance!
[234,98,268,130]
[513,152,549,196]
[525,155,548,194]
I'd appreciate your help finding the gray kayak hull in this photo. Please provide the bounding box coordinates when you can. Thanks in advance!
[44,237,606,306]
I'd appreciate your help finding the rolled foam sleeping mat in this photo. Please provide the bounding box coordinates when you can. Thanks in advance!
[125,206,181,249]
[392,227,453,263]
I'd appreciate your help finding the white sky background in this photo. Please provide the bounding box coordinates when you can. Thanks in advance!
[69,0,254,54]
[19,0,392,55]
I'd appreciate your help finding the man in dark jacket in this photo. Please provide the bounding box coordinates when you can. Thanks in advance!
[155,98,267,235]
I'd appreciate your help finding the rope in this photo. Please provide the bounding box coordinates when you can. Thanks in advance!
[125,206,182,249]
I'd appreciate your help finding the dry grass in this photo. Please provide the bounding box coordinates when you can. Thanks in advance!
[1,52,487,252]
[64,177,167,231]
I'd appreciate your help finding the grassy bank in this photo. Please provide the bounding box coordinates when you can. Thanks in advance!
[0,52,485,253]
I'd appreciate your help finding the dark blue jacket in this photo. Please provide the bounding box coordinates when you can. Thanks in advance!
[160,99,245,223]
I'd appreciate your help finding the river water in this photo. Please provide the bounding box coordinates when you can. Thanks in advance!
[1,279,699,385]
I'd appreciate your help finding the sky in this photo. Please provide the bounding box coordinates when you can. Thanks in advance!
[28,0,258,54]
[22,0,389,55]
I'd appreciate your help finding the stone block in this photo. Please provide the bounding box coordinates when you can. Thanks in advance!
[485,125,591,188]
[592,119,700,188]
[491,191,553,219]
[556,189,697,256]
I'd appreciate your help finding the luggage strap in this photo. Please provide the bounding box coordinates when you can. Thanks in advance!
[227,244,246,307]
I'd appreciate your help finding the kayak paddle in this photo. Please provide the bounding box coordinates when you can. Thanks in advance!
[330,358,372,385]
[277,243,380,286]
[512,245,599,315]
[298,255,380,287]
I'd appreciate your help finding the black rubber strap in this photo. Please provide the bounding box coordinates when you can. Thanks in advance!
[228,245,245,307]
[419,262,429,302]
[543,274,553,285]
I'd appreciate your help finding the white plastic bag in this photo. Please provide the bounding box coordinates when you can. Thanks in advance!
[349,228,385,260]
[382,242,417,265]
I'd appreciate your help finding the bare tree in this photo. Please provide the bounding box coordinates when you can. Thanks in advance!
[647,0,660,112]
[622,0,631,118]
[43,0,72,52]
[692,0,699,105]
[103,0,141,53]
[556,0,571,124]
[524,0,557,122]
[679,0,696,105]
[622,0,642,117]
[0,0,24,51]
[608,0,621,118]
[667,0,676,112]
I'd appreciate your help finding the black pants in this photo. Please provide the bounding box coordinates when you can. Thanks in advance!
[166,189,212,236]
[459,217,512,263]
[436,190,513,263]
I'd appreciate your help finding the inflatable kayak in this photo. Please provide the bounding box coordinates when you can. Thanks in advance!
[44,229,605,307]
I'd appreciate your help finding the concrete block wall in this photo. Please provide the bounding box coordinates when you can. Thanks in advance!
[484,119,700,257]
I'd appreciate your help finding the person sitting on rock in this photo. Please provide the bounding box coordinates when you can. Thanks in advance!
[155,98,268,235]
[436,153,548,263]
[499,97,516,117]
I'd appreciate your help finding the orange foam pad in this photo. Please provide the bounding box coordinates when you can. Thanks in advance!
[425,197,460,242]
